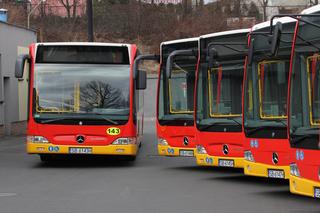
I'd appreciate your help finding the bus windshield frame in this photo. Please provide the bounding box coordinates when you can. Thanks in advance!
[33,45,131,125]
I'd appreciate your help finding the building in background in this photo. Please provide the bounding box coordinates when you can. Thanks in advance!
[0,18,36,136]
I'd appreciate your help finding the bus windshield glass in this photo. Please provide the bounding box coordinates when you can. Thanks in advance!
[196,34,247,131]
[244,23,295,136]
[169,62,195,114]
[258,60,289,119]
[208,64,243,117]
[158,41,198,124]
[307,55,320,125]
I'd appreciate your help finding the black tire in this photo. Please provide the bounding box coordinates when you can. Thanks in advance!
[39,154,54,162]
[126,155,136,161]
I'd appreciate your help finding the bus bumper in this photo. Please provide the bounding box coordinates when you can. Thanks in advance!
[157,144,195,157]
[27,142,138,156]
[195,153,244,168]
[290,175,320,198]
[244,160,290,179]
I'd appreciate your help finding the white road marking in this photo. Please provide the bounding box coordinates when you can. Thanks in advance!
[0,193,17,197]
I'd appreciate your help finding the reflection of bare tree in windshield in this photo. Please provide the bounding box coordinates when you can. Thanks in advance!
[80,80,128,112]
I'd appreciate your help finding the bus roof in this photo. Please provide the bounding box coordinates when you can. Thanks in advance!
[160,37,199,47]
[200,28,250,40]
[35,42,132,47]
[35,42,134,64]
[301,4,320,14]
[252,17,296,32]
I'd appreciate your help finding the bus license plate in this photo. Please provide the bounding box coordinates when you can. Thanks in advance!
[218,159,234,167]
[179,150,194,157]
[69,147,92,154]
[268,169,285,179]
[314,188,320,198]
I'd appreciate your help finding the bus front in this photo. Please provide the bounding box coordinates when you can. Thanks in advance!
[195,29,249,168]
[243,20,295,178]
[288,12,320,198]
[157,38,198,157]
[16,43,145,162]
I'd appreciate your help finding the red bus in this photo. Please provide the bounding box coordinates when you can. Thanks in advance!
[15,42,147,162]
[243,19,297,178]
[286,7,320,197]
[194,29,249,167]
[157,38,199,157]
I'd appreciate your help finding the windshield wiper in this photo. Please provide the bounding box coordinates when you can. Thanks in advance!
[291,134,316,145]
[199,121,238,131]
[39,117,75,124]
[225,117,242,126]
[245,122,286,135]
[39,113,119,125]
[85,113,119,125]
[245,126,267,135]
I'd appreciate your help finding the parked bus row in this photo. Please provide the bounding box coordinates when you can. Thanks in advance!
[15,4,320,199]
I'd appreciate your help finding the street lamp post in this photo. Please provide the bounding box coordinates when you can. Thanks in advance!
[87,0,94,42]
[27,0,46,29]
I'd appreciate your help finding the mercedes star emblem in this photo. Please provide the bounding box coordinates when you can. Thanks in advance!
[223,144,229,155]
[183,137,189,146]
[272,152,279,164]
[76,135,85,144]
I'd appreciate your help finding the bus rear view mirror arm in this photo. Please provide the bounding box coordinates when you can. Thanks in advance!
[133,54,160,80]
[270,22,283,57]
[133,54,159,90]
[207,47,219,68]
[248,38,254,65]
[15,54,30,79]
[166,49,196,78]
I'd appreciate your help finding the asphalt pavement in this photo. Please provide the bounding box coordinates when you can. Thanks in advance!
[0,76,319,213]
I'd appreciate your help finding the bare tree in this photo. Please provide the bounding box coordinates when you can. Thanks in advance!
[259,0,268,21]
[57,0,80,19]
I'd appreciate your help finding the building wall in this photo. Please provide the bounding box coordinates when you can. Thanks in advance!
[0,22,36,136]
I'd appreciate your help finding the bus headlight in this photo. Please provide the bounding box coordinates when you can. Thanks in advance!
[290,164,300,177]
[112,137,136,145]
[196,145,207,154]
[244,151,255,162]
[158,138,168,146]
[27,136,49,143]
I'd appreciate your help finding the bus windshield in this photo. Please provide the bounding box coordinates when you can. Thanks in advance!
[307,55,320,125]
[158,41,198,124]
[289,17,320,150]
[34,64,130,124]
[244,24,295,137]
[169,62,195,114]
[258,60,289,119]
[196,35,247,132]
[208,64,243,117]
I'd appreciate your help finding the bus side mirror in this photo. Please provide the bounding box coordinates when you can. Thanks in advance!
[208,48,218,68]
[166,49,195,78]
[248,38,254,65]
[133,54,160,80]
[136,70,147,90]
[270,22,282,56]
[15,54,30,79]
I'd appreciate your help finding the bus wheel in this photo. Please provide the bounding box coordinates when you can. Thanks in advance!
[40,154,53,162]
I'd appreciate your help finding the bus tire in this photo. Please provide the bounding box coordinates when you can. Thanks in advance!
[40,154,53,162]
[126,155,136,161]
